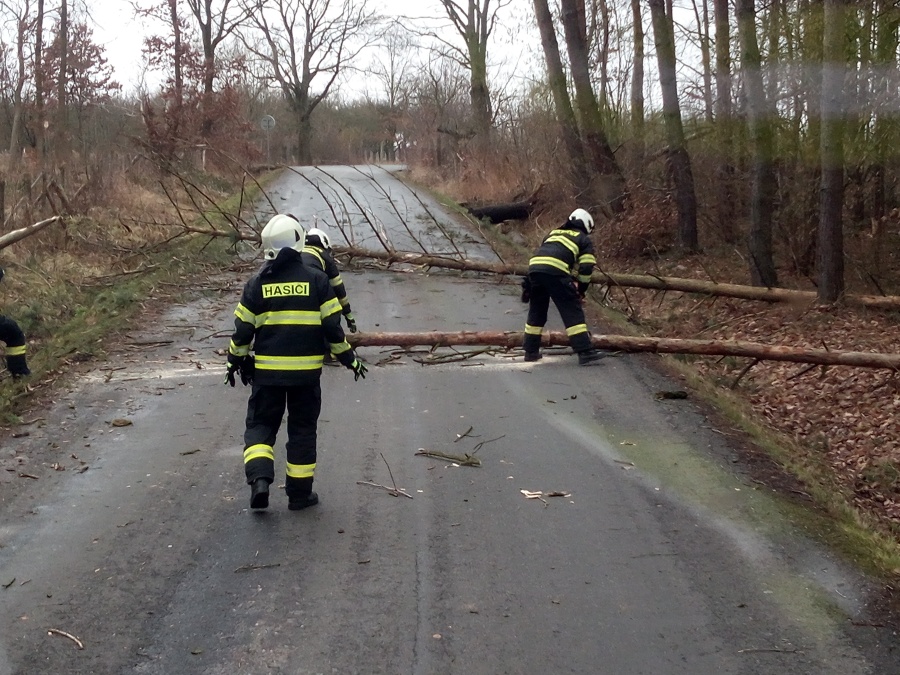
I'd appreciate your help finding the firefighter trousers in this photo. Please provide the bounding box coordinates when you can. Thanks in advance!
[0,315,28,376]
[523,272,593,354]
[242,382,321,499]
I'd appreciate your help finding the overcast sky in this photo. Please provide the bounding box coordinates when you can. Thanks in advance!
[90,0,533,97]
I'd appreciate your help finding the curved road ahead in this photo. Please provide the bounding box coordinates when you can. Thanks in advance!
[0,166,897,674]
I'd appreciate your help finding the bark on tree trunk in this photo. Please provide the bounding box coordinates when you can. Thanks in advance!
[736,0,779,287]
[713,0,736,243]
[559,0,627,214]
[532,0,591,196]
[817,0,847,303]
[348,331,900,370]
[648,0,699,252]
[55,0,69,164]
[630,0,645,169]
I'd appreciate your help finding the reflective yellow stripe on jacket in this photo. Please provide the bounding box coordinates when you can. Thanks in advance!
[528,255,571,274]
[254,355,325,371]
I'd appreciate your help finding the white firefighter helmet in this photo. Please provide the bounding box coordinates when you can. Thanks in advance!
[307,227,332,250]
[261,214,305,260]
[568,208,594,234]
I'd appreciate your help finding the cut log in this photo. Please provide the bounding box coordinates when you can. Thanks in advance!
[348,331,900,370]
[0,216,63,250]
[466,201,533,223]
[333,245,900,311]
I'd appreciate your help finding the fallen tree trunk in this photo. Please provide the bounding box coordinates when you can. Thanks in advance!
[0,216,63,250]
[348,330,900,370]
[334,245,900,311]
[466,201,533,223]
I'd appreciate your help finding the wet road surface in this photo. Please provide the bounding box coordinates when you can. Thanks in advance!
[0,165,897,674]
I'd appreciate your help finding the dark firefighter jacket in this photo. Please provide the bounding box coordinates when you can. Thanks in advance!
[527,223,597,294]
[301,246,352,316]
[229,248,355,386]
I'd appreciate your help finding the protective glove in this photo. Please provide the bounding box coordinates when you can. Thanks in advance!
[520,276,531,303]
[345,313,358,333]
[225,354,252,387]
[350,358,368,381]
[239,355,255,386]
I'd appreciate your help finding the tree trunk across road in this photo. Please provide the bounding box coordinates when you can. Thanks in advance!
[350,330,900,370]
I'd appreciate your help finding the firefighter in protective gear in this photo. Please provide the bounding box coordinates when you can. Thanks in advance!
[302,226,358,333]
[227,214,368,511]
[0,267,30,379]
[522,208,608,366]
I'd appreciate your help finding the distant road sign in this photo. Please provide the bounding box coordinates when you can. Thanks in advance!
[260,115,276,131]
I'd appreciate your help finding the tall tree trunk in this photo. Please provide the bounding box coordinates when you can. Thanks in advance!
[630,0,645,168]
[692,0,714,122]
[55,0,69,165]
[598,0,611,109]
[648,0,699,252]
[737,0,779,287]
[532,0,591,196]
[713,0,735,243]
[559,0,627,214]
[817,0,847,303]
[870,0,900,221]
[33,0,46,165]
[468,34,492,149]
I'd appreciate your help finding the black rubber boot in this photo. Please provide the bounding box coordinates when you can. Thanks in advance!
[249,478,270,509]
[288,492,319,511]
[524,351,542,362]
[577,349,608,366]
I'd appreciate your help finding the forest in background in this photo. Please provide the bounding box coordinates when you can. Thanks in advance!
[1,1,900,568]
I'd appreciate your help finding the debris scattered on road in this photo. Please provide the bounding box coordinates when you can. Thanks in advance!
[2,578,14,589]
[415,448,481,467]
[179,448,201,456]
[454,425,475,442]
[18,473,38,480]
[356,480,413,499]
[520,489,572,506]
[234,563,281,573]
[47,628,84,650]
[110,418,133,427]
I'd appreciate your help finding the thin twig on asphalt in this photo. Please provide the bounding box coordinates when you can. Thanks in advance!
[47,628,84,650]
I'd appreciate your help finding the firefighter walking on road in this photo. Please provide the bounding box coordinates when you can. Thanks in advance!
[302,226,358,334]
[226,214,368,511]
[522,209,608,366]
[0,267,30,379]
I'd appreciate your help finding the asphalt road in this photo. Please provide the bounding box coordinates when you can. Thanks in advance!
[0,166,897,674]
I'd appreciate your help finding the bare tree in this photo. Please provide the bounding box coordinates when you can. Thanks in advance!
[532,0,590,196]
[366,21,415,160]
[241,0,375,164]
[54,0,67,161]
[713,0,734,242]
[435,0,507,150]
[648,0,698,252]
[817,0,847,303]
[559,0,625,214]
[629,0,644,168]
[1,0,35,180]
[736,0,778,287]
[185,0,250,136]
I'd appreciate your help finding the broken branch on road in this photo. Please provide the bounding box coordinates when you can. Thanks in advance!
[415,448,482,467]
[47,628,84,650]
